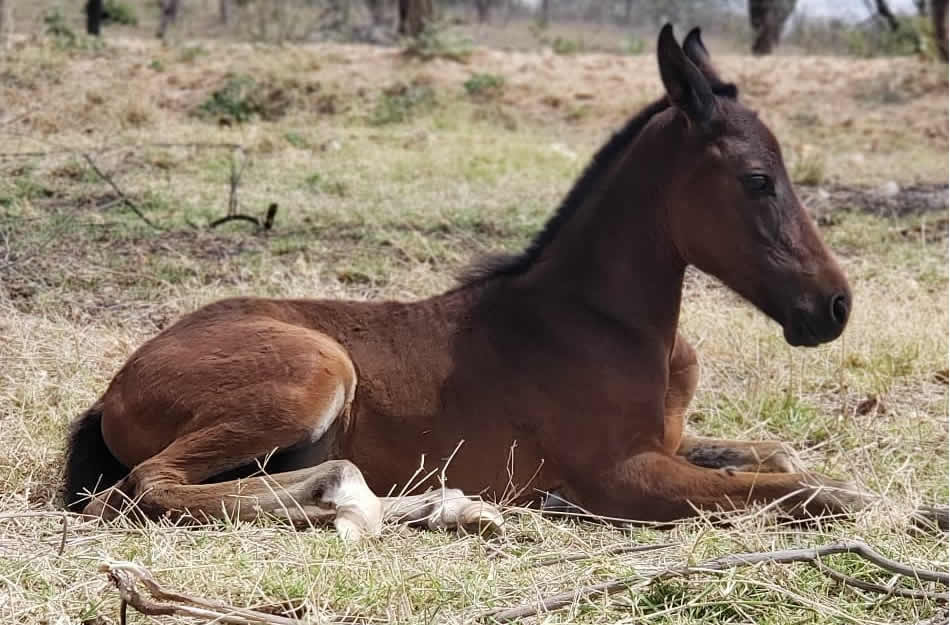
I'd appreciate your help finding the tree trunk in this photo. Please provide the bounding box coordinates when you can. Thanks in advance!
[538,0,550,26]
[398,0,433,37]
[874,0,899,30]
[86,0,103,35]
[366,0,386,26]
[935,0,949,61]
[749,0,796,55]
[219,0,230,25]
[157,0,180,39]
[0,0,8,48]
[475,0,490,23]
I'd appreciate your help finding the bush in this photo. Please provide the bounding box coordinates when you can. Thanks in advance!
[103,0,138,26]
[846,17,926,58]
[197,75,260,123]
[370,82,437,125]
[402,24,472,63]
[43,9,76,45]
[463,73,505,99]
[551,36,583,55]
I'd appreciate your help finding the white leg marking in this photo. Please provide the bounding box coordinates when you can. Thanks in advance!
[311,383,345,443]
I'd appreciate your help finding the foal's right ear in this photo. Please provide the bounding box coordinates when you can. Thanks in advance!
[657,24,716,126]
[683,27,737,98]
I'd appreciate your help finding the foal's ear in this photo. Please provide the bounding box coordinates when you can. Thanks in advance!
[683,27,737,98]
[657,24,716,126]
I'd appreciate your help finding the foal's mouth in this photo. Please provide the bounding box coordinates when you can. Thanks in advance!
[782,307,847,347]
[783,321,821,348]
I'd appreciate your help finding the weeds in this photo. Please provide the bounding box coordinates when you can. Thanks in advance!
[402,24,472,63]
[103,0,139,26]
[463,73,505,99]
[370,81,437,125]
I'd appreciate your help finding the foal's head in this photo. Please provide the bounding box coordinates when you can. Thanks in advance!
[655,26,850,347]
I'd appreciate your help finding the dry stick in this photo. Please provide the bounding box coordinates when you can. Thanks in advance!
[0,140,243,159]
[482,540,949,622]
[101,561,318,625]
[813,560,948,601]
[528,542,675,568]
[81,153,162,230]
[56,513,68,557]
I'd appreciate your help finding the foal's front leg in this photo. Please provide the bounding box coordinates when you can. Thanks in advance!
[678,435,807,474]
[570,451,872,523]
[665,335,806,474]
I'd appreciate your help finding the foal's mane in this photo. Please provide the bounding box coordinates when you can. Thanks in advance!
[458,83,737,287]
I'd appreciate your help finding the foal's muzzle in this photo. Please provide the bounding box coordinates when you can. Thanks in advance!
[783,291,851,347]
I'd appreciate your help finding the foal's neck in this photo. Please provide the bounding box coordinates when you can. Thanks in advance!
[513,113,687,351]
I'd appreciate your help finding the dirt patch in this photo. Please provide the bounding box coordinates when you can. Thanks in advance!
[800,182,948,218]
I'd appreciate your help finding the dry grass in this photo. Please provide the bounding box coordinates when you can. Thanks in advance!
[0,31,947,625]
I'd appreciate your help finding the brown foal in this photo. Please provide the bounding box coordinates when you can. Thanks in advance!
[63,26,874,539]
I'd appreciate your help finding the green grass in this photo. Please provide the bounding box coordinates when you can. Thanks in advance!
[0,35,947,625]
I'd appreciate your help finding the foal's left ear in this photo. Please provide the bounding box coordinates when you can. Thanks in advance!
[657,24,716,126]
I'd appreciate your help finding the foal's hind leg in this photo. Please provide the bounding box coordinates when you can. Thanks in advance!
[381,490,504,535]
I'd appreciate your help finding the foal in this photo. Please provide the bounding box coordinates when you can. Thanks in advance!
[64,26,871,538]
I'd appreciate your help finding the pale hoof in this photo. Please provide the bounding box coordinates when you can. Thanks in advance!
[456,500,505,537]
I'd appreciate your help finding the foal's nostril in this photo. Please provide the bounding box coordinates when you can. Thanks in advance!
[830,294,849,326]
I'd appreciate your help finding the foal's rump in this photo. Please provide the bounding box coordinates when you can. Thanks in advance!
[62,307,358,512]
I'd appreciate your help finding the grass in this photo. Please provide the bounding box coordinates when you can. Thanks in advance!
[0,32,947,625]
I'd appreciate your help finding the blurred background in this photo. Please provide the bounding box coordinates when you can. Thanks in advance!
[3,0,948,60]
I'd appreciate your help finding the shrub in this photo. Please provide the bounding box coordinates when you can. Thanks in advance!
[370,82,437,125]
[103,0,139,26]
[463,73,505,99]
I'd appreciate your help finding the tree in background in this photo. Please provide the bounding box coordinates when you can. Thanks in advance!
[935,0,949,60]
[86,0,103,35]
[748,0,796,54]
[398,0,433,36]
[475,0,491,23]
[157,0,180,38]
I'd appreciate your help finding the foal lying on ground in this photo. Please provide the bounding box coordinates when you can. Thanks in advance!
[65,25,913,539]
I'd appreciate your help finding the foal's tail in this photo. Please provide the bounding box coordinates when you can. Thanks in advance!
[61,402,128,512]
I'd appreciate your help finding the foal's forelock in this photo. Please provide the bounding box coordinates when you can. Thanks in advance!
[457,84,738,287]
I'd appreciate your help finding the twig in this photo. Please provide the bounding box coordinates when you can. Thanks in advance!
[263,203,278,230]
[81,153,162,230]
[814,559,948,601]
[482,540,949,622]
[227,147,247,217]
[100,561,322,625]
[57,512,68,557]
[0,140,242,160]
[209,214,261,229]
[528,541,675,568]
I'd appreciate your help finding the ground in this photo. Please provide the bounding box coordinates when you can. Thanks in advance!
[0,27,947,625]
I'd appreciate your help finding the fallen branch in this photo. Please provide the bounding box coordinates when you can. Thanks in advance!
[81,153,162,230]
[482,540,949,622]
[101,561,315,625]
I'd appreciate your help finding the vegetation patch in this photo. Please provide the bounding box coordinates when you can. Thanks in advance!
[370,81,438,125]
[463,73,505,100]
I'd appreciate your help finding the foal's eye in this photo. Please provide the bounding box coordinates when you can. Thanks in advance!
[739,174,774,197]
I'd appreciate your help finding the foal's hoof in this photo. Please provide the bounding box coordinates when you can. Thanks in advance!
[804,477,876,516]
[456,500,506,537]
[81,488,126,522]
